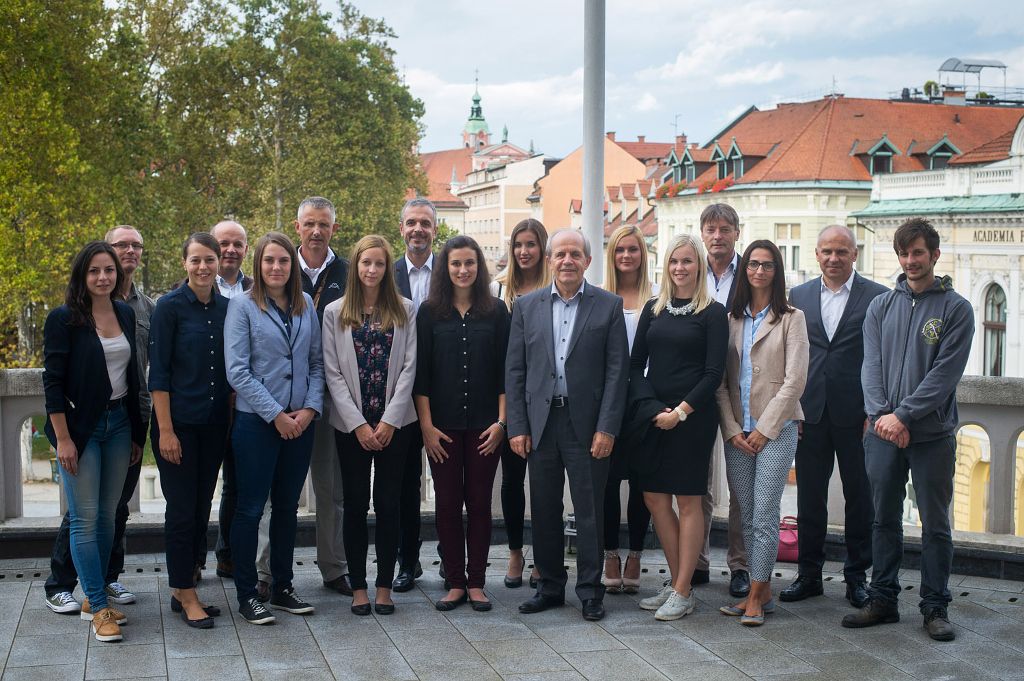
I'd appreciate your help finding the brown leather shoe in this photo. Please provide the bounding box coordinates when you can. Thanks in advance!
[924,607,955,641]
[324,574,353,597]
[216,560,233,579]
[841,599,899,628]
[80,598,127,624]
[92,608,123,642]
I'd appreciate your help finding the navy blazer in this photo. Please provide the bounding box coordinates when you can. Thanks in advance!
[394,257,412,299]
[788,272,888,427]
[42,302,146,456]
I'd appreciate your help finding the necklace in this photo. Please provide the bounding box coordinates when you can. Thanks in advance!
[665,299,697,316]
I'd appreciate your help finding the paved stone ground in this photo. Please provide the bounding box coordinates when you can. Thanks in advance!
[0,543,1021,680]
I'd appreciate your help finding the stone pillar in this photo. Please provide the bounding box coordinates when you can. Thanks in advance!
[582,0,605,284]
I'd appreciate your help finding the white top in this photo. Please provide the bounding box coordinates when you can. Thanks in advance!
[216,273,247,299]
[622,283,659,352]
[405,253,434,312]
[819,271,856,341]
[99,333,130,400]
[298,247,337,287]
[706,253,740,307]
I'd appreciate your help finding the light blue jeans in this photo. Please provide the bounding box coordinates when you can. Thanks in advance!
[61,404,132,611]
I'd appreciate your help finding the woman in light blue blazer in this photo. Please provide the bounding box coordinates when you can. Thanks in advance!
[322,234,417,616]
[224,231,324,626]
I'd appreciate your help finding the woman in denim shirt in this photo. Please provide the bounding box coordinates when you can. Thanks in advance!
[224,232,324,625]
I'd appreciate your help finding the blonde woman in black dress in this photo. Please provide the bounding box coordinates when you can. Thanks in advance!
[632,234,727,620]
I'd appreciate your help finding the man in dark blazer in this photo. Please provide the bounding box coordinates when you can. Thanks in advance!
[782,225,888,607]
[391,197,437,592]
[505,229,629,622]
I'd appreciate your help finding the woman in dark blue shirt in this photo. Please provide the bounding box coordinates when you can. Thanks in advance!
[415,236,508,612]
[149,233,231,629]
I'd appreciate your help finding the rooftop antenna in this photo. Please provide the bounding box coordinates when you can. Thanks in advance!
[831,76,838,97]
[671,113,682,136]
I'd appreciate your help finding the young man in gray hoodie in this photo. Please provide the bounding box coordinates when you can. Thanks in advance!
[842,218,973,641]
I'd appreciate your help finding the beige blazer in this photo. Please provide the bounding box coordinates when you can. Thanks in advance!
[716,307,809,441]
[322,297,418,433]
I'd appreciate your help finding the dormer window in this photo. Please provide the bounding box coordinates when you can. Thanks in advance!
[926,137,960,170]
[861,135,901,175]
[870,153,892,174]
[685,162,696,183]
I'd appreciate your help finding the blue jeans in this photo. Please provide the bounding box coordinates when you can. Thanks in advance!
[864,431,956,613]
[61,404,132,611]
[229,411,314,605]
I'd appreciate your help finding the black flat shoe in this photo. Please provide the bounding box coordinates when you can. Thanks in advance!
[170,595,221,617]
[779,575,824,602]
[350,602,371,616]
[581,598,605,621]
[180,609,214,629]
[504,575,523,588]
[374,602,396,615]
[529,575,539,589]
[469,598,492,612]
[434,592,467,612]
[518,593,564,614]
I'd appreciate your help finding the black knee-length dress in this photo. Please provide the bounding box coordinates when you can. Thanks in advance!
[629,298,728,495]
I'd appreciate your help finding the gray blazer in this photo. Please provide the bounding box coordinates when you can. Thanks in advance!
[225,291,324,423]
[505,284,629,446]
[321,297,418,433]
[789,273,888,427]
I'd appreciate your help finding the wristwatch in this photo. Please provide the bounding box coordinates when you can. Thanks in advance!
[497,419,507,432]
[674,407,688,423]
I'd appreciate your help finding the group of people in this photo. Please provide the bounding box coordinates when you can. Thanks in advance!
[41,195,971,645]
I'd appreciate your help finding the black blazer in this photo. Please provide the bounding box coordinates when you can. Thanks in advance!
[395,257,412,299]
[788,272,888,427]
[42,302,147,456]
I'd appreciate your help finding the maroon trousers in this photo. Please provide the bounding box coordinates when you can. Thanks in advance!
[429,429,501,589]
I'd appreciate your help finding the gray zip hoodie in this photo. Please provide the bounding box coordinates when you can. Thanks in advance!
[861,273,974,443]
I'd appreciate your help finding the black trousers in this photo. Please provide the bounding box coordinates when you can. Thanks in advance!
[45,456,142,597]
[529,406,608,602]
[795,409,873,582]
[336,428,408,590]
[500,448,528,550]
[153,422,228,589]
[602,473,650,551]
[214,437,237,563]
[396,425,423,571]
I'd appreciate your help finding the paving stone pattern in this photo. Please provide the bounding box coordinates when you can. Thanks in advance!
[0,544,1021,680]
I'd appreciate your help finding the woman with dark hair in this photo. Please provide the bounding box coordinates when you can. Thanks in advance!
[43,241,146,642]
[489,218,550,588]
[416,235,509,611]
[224,231,323,625]
[149,233,231,628]
[322,234,417,616]
[716,239,808,626]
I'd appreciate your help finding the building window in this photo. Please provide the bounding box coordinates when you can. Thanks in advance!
[870,153,892,174]
[717,160,727,180]
[930,154,951,170]
[774,223,801,273]
[983,284,1006,377]
[685,163,695,183]
[731,157,744,179]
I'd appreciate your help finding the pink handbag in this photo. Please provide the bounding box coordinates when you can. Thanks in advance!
[777,515,799,563]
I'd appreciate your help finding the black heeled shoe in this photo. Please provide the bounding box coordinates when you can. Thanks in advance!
[170,595,221,617]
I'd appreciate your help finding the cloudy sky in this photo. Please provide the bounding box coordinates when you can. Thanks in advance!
[337,0,1024,157]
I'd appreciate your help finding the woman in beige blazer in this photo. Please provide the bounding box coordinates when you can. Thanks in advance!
[322,235,417,617]
[715,240,808,626]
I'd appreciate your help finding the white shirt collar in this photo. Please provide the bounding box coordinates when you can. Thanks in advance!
[820,271,856,294]
[405,252,433,273]
[298,247,336,275]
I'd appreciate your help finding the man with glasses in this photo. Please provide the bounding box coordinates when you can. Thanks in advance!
[44,226,155,614]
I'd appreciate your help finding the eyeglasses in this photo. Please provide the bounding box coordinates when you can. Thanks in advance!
[111,241,144,251]
[746,260,776,272]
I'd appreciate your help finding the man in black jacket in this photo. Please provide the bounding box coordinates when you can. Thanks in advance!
[783,226,887,608]
[295,196,351,596]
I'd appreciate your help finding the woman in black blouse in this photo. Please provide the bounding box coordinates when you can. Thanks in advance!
[149,233,231,629]
[416,235,508,612]
[631,234,728,621]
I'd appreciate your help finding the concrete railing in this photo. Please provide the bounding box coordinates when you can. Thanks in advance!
[2,369,1022,535]
[872,162,1024,201]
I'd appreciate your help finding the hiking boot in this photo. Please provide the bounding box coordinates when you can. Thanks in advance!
[91,608,123,642]
[924,607,955,641]
[81,598,127,624]
[841,599,899,628]
[105,581,136,604]
[45,591,81,614]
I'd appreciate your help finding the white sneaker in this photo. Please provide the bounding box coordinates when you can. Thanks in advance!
[45,591,81,614]
[655,590,695,621]
[105,582,136,604]
[639,584,674,611]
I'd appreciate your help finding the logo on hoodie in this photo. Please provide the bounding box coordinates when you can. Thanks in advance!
[921,318,943,345]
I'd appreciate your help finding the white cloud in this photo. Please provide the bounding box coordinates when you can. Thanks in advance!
[717,62,785,87]
[633,93,659,112]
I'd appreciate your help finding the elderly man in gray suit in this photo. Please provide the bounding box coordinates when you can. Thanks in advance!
[505,229,630,622]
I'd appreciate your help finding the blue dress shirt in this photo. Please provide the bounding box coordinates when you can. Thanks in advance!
[551,280,585,397]
[740,304,770,432]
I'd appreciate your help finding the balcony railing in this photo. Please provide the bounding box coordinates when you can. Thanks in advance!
[872,163,1024,201]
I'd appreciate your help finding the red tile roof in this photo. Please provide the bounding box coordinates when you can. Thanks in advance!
[689,97,1024,186]
[637,207,658,237]
[416,147,474,206]
[616,140,676,164]
[950,126,1017,165]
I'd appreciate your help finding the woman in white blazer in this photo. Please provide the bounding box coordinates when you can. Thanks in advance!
[322,234,417,617]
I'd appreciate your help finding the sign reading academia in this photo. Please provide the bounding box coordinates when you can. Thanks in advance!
[971,229,1024,244]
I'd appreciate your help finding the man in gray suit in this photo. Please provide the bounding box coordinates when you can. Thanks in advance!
[505,229,629,622]
[782,225,887,607]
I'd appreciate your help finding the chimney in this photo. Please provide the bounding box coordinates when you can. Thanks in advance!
[637,135,646,143]
[606,131,616,141]
[675,134,687,147]
[943,87,966,107]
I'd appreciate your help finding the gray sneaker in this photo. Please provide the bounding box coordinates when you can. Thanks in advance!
[105,582,136,605]
[655,590,695,621]
[45,591,81,614]
[639,584,674,611]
